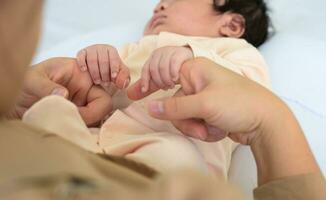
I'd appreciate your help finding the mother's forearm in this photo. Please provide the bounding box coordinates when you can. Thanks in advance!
[251,103,320,186]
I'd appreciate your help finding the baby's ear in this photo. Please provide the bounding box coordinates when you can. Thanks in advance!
[219,13,245,38]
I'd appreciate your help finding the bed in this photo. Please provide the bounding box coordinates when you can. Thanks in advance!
[34,0,326,198]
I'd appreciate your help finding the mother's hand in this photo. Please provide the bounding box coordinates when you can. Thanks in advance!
[128,58,286,144]
[129,58,321,187]
[8,57,112,126]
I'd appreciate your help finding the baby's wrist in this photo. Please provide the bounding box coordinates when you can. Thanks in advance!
[183,45,194,58]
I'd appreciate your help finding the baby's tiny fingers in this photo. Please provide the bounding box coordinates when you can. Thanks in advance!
[97,48,110,84]
[108,47,122,80]
[86,49,101,85]
[77,49,88,72]
[149,52,165,88]
[170,51,190,83]
[115,64,130,89]
[159,50,176,89]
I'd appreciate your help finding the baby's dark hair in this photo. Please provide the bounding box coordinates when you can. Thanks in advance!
[214,0,270,47]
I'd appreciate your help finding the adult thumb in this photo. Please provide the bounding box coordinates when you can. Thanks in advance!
[31,73,69,98]
[147,94,204,121]
[51,87,69,98]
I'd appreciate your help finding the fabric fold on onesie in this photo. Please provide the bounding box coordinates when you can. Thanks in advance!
[22,96,216,176]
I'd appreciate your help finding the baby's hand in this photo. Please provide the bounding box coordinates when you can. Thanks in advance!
[77,44,130,89]
[141,46,194,93]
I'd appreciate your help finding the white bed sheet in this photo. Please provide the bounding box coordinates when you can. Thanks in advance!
[35,0,326,198]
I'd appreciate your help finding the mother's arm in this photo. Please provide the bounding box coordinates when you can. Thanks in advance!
[128,58,321,186]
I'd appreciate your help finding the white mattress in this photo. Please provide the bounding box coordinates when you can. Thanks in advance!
[35,0,326,198]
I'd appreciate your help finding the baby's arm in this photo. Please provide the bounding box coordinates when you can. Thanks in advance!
[131,40,270,101]
[187,40,271,88]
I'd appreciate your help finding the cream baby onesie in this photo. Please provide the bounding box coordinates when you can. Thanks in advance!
[23,32,270,179]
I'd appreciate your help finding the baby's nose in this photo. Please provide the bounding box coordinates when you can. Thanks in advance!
[154,1,168,13]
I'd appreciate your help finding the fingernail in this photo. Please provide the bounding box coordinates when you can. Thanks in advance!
[148,101,164,115]
[207,125,226,140]
[103,82,110,86]
[112,72,117,78]
[172,76,179,82]
[123,77,130,89]
[52,88,67,97]
[141,86,147,93]
[198,131,207,141]
[94,80,101,85]
[185,126,206,141]
[81,66,87,72]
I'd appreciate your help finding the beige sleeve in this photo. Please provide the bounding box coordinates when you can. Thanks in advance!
[187,41,271,89]
[254,173,326,200]
[118,43,137,61]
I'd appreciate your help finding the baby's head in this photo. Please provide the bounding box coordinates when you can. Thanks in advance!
[144,0,270,47]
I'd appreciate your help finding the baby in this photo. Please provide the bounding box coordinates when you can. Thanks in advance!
[77,0,269,177]
[24,0,271,179]
[77,0,270,90]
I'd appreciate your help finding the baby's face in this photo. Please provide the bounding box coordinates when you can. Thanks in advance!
[144,0,225,37]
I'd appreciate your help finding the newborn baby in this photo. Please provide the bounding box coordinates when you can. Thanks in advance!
[24,0,271,179]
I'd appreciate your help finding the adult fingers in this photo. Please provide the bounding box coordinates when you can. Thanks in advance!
[78,86,112,126]
[140,58,151,93]
[172,120,227,142]
[147,92,205,121]
[43,58,94,105]
[31,58,81,98]
[173,119,208,141]
[127,79,160,100]
[40,75,69,98]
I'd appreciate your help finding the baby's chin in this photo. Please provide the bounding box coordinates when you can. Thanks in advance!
[143,29,160,36]
[143,26,168,36]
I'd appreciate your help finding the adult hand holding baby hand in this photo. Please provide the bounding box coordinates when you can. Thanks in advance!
[129,58,320,185]
[128,58,288,145]
[9,57,112,126]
